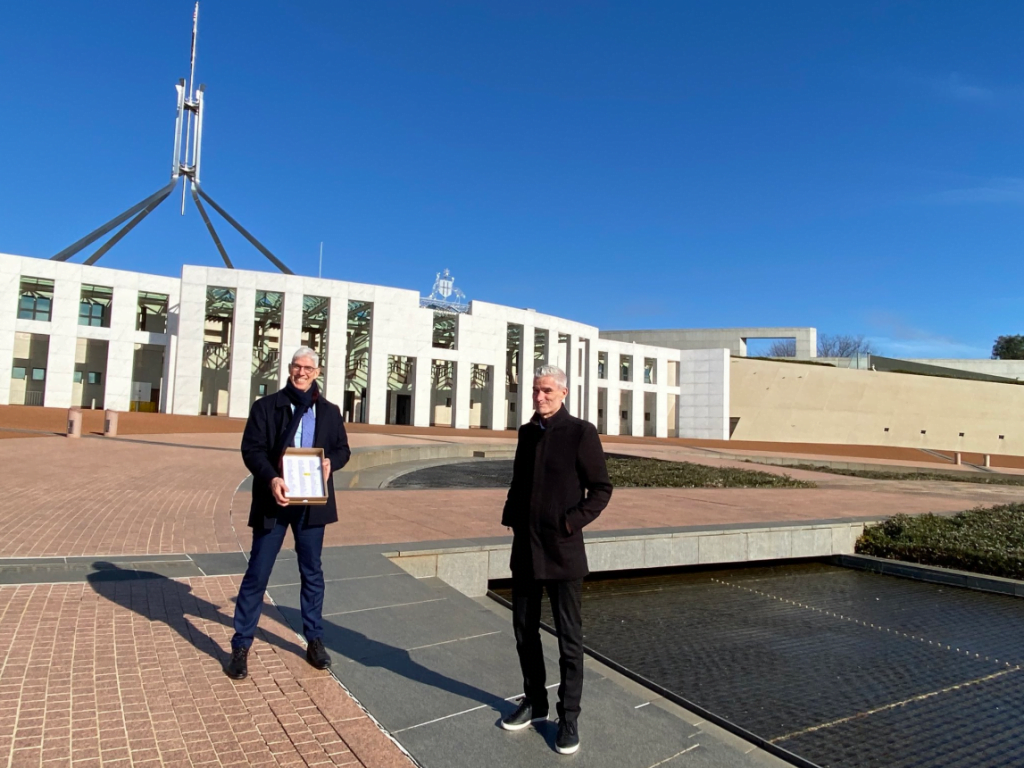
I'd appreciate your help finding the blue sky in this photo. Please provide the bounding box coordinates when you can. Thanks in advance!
[1,1,1021,358]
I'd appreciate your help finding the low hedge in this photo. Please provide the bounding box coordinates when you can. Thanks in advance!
[856,504,1024,579]
[606,456,814,489]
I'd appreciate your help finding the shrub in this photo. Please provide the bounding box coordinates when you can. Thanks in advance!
[856,504,1024,579]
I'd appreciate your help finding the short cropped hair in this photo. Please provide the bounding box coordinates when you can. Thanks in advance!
[291,346,320,368]
[534,365,567,389]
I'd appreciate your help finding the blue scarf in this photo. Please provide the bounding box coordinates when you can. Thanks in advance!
[275,379,319,461]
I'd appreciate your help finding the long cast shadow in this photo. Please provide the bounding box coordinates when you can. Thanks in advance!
[86,563,508,717]
[86,563,304,666]
[276,603,512,717]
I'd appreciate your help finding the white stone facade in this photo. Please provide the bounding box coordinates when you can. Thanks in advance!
[0,252,732,439]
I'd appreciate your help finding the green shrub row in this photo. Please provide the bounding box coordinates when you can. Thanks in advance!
[856,504,1024,579]
[606,456,814,489]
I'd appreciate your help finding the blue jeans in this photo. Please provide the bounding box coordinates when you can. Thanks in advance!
[231,509,326,649]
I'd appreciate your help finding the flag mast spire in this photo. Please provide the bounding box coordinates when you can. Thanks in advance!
[181,2,199,214]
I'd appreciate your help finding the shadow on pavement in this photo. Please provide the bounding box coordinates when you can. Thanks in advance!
[276,603,508,715]
[86,562,304,667]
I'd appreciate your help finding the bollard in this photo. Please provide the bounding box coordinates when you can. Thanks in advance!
[984,454,992,468]
[103,410,118,437]
[954,452,962,465]
[66,408,82,439]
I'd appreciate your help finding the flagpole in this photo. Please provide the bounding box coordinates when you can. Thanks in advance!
[318,242,323,278]
[182,2,199,215]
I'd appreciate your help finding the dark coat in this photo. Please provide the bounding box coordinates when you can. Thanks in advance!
[241,389,351,528]
[501,406,613,581]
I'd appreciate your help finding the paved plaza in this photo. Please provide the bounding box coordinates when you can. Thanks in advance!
[2,406,1022,767]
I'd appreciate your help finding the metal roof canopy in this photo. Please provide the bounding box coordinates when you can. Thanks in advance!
[50,3,294,275]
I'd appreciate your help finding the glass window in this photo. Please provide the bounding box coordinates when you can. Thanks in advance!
[73,371,83,383]
[432,310,456,350]
[87,372,102,385]
[31,368,45,381]
[302,295,329,386]
[79,284,113,328]
[137,291,169,333]
[11,367,26,380]
[620,355,632,382]
[597,352,608,380]
[644,357,656,385]
[17,277,54,322]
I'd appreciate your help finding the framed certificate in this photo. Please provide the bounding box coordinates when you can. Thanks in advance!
[281,448,329,505]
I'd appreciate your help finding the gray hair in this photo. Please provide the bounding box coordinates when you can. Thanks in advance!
[534,365,567,388]
[291,346,320,367]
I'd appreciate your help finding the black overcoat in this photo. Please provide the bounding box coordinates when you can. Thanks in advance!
[241,389,351,529]
[501,406,613,580]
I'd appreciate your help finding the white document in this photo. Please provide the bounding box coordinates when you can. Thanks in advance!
[282,453,325,499]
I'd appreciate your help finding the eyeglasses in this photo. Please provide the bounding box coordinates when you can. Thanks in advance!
[290,364,318,374]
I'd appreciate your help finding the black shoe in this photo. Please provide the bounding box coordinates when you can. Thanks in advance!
[225,646,249,680]
[556,719,579,755]
[500,699,549,731]
[306,637,331,670]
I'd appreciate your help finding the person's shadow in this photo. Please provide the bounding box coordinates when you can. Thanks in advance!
[275,603,514,720]
[87,563,514,725]
[85,562,304,667]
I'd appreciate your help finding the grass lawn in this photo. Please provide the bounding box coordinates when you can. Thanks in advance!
[607,456,814,489]
[781,463,1024,486]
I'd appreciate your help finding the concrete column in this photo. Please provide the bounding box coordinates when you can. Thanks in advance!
[605,387,620,436]
[43,276,82,410]
[279,291,303,390]
[324,294,348,403]
[796,328,817,359]
[366,346,389,425]
[0,265,20,405]
[584,339,599,428]
[453,359,471,429]
[563,334,577,417]
[655,358,669,438]
[678,348,730,439]
[103,284,140,413]
[517,325,535,425]
[491,352,508,432]
[172,279,209,415]
[631,387,644,438]
[412,355,432,427]
[162,308,180,413]
[227,286,256,419]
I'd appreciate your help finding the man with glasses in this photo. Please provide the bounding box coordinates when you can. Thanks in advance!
[226,347,351,680]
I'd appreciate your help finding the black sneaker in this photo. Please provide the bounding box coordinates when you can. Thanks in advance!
[306,638,331,670]
[556,719,580,755]
[225,646,249,680]
[500,699,549,731]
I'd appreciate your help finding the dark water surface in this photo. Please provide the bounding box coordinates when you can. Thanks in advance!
[494,562,1024,768]
[388,459,513,489]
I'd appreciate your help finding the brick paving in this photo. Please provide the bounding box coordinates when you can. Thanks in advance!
[0,576,412,768]
[0,438,241,558]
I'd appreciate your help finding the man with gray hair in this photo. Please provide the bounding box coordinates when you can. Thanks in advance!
[500,365,612,755]
[225,347,350,680]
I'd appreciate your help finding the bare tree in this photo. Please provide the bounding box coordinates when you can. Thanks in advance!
[766,339,796,357]
[762,334,873,358]
[817,333,874,358]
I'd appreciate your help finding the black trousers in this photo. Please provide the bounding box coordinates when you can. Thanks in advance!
[511,578,584,722]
